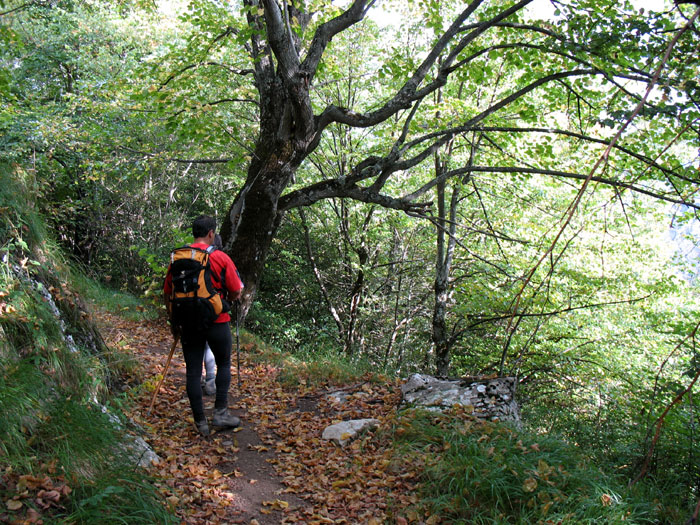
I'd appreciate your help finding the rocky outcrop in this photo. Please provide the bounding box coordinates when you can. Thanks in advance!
[401,374,521,428]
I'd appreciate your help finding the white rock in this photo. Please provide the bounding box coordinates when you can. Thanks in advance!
[401,374,432,394]
[322,419,380,446]
[128,436,161,467]
[400,374,522,429]
[327,391,349,404]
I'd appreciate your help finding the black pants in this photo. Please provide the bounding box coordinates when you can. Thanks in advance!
[180,321,232,422]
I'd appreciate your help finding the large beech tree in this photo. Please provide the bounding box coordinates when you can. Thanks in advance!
[155,0,699,318]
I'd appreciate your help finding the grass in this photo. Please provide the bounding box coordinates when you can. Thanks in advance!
[0,357,46,468]
[69,266,159,323]
[62,472,176,524]
[0,302,175,524]
[0,168,175,524]
[31,398,176,524]
[389,407,664,524]
[239,329,387,388]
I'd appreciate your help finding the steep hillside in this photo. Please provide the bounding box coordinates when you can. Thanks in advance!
[0,166,175,523]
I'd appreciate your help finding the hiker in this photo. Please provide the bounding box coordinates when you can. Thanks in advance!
[163,215,244,436]
[202,344,216,396]
[201,234,224,397]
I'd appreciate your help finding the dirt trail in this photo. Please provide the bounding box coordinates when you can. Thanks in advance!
[98,312,418,524]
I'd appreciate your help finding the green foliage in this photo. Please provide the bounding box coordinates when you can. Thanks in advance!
[69,266,158,322]
[277,347,383,388]
[64,473,176,525]
[390,408,671,524]
[0,165,173,523]
[2,0,700,518]
[0,357,46,466]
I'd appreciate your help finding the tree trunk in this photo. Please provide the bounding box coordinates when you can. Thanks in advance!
[433,177,452,377]
[432,139,461,376]
[218,54,309,318]
[219,143,297,320]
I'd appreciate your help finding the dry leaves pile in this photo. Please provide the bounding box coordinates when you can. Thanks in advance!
[1,465,72,524]
[96,311,425,524]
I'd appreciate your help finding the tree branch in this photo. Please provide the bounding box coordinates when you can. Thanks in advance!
[119,146,234,164]
[298,208,345,336]
[467,294,652,329]
[632,321,700,486]
[405,166,700,209]
[169,97,259,118]
[302,0,374,80]
[159,61,254,89]
[0,1,36,16]
[314,0,495,132]
[471,126,695,183]
[261,0,299,75]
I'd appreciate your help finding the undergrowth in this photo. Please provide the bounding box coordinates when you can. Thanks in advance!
[389,407,675,524]
[70,265,159,323]
[0,167,175,524]
[240,329,386,388]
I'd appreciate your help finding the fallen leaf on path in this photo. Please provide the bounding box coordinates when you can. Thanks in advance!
[262,499,289,510]
[6,499,23,511]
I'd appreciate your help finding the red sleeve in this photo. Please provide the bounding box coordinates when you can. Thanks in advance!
[163,264,172,295]
[223,256,244,293]
[210,251,243,294]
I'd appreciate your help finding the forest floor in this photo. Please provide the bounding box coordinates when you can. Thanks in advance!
[97,311,422,524]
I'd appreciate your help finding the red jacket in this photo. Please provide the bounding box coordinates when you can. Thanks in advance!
[164,242,244,323]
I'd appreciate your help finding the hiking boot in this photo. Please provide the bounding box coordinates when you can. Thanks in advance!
[195,419,210,436]
[203,378,216,396]
[212,409,240,429]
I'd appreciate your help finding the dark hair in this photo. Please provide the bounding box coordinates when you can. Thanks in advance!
[192,215,216,238]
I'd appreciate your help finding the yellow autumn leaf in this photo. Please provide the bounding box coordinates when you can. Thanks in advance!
[406,509,420,521]
[522,477,538,493]
[426,515,441,525]
[262,499,289,510]
[6,499,23,511]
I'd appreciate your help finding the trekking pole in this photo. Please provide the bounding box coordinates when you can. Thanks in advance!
[148,334,179,413]
[235,301,241,389]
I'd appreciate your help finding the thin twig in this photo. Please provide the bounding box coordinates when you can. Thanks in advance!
[632,320,700,486]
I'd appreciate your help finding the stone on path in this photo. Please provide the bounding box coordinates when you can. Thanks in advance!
[322,418,380,446]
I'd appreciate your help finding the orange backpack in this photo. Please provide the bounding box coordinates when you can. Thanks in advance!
[169,245,230,331]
